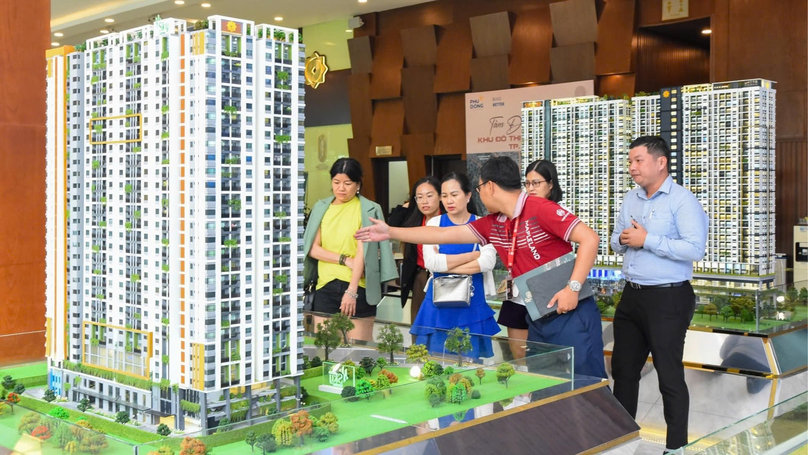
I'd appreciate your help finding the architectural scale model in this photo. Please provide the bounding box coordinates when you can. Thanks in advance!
[45,15,306,431]
[521,79,776,279]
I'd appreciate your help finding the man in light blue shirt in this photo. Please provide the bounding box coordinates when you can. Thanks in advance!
[609,136,708,452]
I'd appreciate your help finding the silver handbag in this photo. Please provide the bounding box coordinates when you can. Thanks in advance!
[432,274,473,308]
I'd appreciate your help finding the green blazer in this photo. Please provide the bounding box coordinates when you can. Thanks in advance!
[303,195,399,306]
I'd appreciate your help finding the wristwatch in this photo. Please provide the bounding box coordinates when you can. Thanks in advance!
[567,280,583,292]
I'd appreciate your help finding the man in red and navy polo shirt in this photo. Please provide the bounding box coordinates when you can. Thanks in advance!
[356,157,607,379]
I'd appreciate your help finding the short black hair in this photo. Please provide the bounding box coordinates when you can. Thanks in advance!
[630,136,670,171]
[330,157,363,187]
[480,156,521,191]
[525,159,563,203]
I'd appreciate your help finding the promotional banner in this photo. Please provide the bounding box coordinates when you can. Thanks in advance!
[464,80,594,154]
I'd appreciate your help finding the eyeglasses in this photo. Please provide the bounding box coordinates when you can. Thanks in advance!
[415,193,437,203]
[475,181,489,193]
[523,179,547,189]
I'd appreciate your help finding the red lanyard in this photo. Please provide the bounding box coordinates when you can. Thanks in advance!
[507,216,521,276]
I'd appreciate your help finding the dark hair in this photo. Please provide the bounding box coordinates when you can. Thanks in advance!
[525,160,563,203]
[330,157,363,187]
[479,156,521,191]
[403,176,443,227]
[629,136,671,171]
[441,172,478,215]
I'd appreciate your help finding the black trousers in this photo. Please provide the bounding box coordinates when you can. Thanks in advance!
[612,282,695,450]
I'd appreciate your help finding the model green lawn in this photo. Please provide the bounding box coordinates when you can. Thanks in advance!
[202,366,564,455]
[0,362,48,389]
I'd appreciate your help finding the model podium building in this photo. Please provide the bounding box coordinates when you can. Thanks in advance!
[521,79,776,279]
[45,15,306,430]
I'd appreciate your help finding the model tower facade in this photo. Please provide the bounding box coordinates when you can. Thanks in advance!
[45,15,306,430]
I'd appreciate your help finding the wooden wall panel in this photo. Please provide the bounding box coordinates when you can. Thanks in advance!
[509,6,553,85]
[370,33,404,99]
[636,0,715,27]
[469,11,513,57]
[595,0,636,75]
[354,12,378,38]
[775,141,808,260]
[304,69,351,127]
[401,66,438,133]
[434,21,473,93]
[376,0,453,33]
[370,99,406,156]
[549,0,598,46]
[0,0,49,365]
[470,55,511,92]
[633,30,709,93]
[349,73,373,138]
[597,73,636,97]
[347,136,375,200]
[550,43,596,83]
[347,35,374,74]
[435,93,466,155]
[401,25,438,66]
[402,133,434,184]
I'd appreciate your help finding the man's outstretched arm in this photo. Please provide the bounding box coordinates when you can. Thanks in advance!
[355,218,480,245]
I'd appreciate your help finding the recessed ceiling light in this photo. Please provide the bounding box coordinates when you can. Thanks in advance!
[174,0,185,4]
[358,0,367,3]
[52,42,60,46]
[54,32,64,37]
[345,29,352,32]
[702,28,712,35]
[201,2,211,7]
[100,29,109,34]
[274,16,283,21]
[105,18,115,23]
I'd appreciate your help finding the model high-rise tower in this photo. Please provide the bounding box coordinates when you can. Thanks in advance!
[45,15,306,430]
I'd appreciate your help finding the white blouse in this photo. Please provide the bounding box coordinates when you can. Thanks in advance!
[422,215,498,296]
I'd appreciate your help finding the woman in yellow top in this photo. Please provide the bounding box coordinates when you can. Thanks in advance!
[304,158,395,340]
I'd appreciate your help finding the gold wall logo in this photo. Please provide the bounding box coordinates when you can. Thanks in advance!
[305,51,329,89]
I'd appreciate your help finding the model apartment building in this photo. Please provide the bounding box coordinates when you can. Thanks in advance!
[45,15,306,431]
[521,79,776,278]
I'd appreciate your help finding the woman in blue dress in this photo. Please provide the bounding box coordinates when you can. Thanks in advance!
[411,172,501,359]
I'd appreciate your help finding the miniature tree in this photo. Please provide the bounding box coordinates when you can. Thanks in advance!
[18,411,41,433]
[471,390,481,399]
[355,379,375,401]
[157,423,172,437]
[310,356,322,368]
[14,383,25,395]
[704,303,718,320]
[271,419,294,447]
[375,357,387,370]
[52,424,74,449]
[246,431,258,453]
[256,434,277,455]
[319,412,339,433]
[330,313,355,345]
[380,369,398,384]
[799,287,808,302]
[448,383,467,404]
[406,344,429,364]
[314,426,330,442]
[290,410,313,445]
[179,436,207,455]
[65,441,78,454]
[496,363,516,388]
[1,375,15,392]
[359,357,377,376]
[444,327,473,367]
[475,367,486,385]
[443,366,455,376]
[6,392,20,413]
[422,360,443,378]
[115,411,130,424]
[428,392,443,408]
[720,305,734,322]
[448,373,462,385]
[43,388,57,402]
[78,398,91,412]
[342,360,364,379]
[376,324,404,365]
[375,373,391,396]
[313,319,341,361]
[32,425,52,440]
[0,402,8,417]
[341,386,357,402]
[48,407,70,420]
[459,377,474,394]
[147,446,175,455]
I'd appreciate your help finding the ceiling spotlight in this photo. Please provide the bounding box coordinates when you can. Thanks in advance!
[105,18,115,23]
[702,29,712,35]
[52,42,60,46]
[54,32,64,37]
[358,0,367,3]
[345,29,352,32]
[100,29,110,34]
[274,16,283,21]
[174,0,185,4]
[201,2,211,7]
